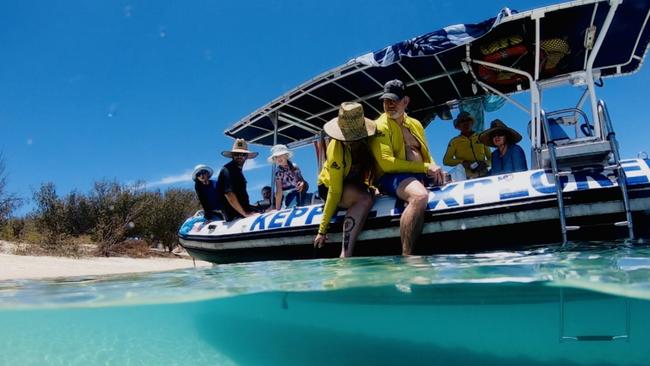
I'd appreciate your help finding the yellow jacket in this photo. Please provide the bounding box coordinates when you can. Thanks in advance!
[442,133,491,178]
[317,139,351,235]
[369,113,436,179]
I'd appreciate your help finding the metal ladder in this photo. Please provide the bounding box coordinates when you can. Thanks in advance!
[542,110,579,245]
[559,288,630,342]
[541,105,635,246]
[598,100,635,241]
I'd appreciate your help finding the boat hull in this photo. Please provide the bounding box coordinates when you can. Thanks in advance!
[179,160,650,264]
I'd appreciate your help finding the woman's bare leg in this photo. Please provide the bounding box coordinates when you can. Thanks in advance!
[338,186,374,258]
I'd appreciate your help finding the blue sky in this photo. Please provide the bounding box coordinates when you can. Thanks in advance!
[2,0,650,215]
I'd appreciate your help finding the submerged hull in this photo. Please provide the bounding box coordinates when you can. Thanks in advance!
[179,159,650,264]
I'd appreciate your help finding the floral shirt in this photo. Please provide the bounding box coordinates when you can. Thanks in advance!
[275,162,303,191]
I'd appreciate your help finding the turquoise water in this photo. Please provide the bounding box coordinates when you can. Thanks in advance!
[1,242,650,365]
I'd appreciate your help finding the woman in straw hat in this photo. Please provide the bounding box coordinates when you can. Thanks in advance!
[268,144,308,210]
[478,119,528,176]
[314,102,377,258]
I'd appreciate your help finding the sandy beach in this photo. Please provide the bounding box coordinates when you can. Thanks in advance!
[0,241,212,281]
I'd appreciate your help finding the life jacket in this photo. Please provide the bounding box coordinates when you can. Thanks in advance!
[478,35,529,85]
[477,35,570,85]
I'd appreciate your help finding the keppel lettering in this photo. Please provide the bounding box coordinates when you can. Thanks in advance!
[284,207,309,227]
[306,206,324,225]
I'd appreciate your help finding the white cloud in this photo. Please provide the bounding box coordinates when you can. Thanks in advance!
[148,170,193,187]
[243,158,266,172]
[147,159,265,188]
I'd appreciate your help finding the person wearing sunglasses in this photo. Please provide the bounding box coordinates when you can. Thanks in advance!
[192,164,222,220]
[215,138,259,221]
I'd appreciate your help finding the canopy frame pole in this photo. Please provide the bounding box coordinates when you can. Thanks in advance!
[468,59,540,148]
[533,11,543,81]
[435,54,463,99]
[332,81,382,115]
[270,111,278,206]
[475,80,530,115]
[397,62,434,103]
[585,0,621,140]
[305,70,460,122]
[249,122,299,145]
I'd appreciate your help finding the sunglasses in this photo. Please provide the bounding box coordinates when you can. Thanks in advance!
[196,170,209,176]
[232,153,248,158]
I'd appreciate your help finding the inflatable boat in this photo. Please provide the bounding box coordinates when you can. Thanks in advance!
[179,0,650,264]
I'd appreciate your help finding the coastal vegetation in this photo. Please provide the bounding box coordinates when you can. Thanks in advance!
[0,155,200,257]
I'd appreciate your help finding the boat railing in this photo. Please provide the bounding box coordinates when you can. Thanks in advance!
[598,100,635,240]
[539,100,636,245]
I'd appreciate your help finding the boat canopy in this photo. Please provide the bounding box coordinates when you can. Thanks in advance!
[226,0,650,147]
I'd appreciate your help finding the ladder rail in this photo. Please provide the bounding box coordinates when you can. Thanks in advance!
[559,288,631,343]
[541,110,570,245]
[598,100,635,240]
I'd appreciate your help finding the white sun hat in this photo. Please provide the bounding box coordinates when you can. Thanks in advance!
[192,164,214,181]
[267,144,293,164]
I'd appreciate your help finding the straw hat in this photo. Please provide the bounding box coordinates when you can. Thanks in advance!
[221,138,259,158]
[453,111,475,128]
[191,164,214,181]
[478,119,522,147]
[267,144,293,164]
[323,102,376,141]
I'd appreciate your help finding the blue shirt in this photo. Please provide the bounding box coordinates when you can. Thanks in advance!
[490,144,527,175]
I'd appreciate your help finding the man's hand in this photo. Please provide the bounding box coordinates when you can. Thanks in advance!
[462,160,472,170]
[427,164,445,186]
[314,233,328,248]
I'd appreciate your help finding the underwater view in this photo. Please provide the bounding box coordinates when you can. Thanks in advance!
[1,241,649,366]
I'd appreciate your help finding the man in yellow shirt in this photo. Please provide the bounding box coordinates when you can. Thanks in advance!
[369,79,444,255]
[443,111,491,179]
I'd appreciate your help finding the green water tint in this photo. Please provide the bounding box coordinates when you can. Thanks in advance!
[1,242,650,365]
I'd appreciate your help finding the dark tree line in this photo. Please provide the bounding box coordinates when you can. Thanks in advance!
[0,153,22,227]
[1,177,200,256]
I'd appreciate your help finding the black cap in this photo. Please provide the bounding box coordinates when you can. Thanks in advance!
[379,79,405,101]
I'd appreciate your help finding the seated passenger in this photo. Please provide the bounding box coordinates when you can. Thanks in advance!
[443,111,491,179]
[314,102,376,258]
[267,144,309,210]
[193,164,222,220]
[254,186,273,212]
[478,119,528,175]
[216,139,258,221]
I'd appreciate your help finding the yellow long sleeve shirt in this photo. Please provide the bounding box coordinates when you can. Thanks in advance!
[369,113,436,180]
[442,133,491,178]
[316,139,351,235]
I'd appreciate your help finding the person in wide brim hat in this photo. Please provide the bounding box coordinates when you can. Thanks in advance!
[323,102,376,141]
[479,119,528,176]
[478,119,523,147]
[221,138,259,159]
[315,102,377,258]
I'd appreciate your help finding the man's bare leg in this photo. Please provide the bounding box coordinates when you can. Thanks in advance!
[396,178,429,255]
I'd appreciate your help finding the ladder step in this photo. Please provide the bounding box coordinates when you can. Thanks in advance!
[614,221,630,227]
[562,335,626,342]
[565,225,581,231]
